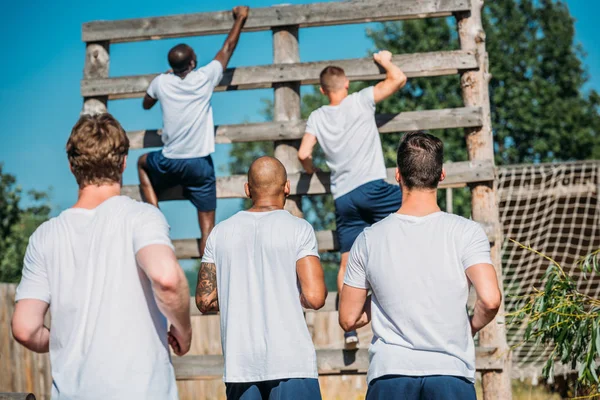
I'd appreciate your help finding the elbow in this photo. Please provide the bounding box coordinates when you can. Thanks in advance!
[304,292,327,310]
[142,102,152,110]
[394,73,407,89]
[12,317,35,348]
[298,150,310,162]
[338,315,355,332]
[481,291,502,314]
[154,269,183,293]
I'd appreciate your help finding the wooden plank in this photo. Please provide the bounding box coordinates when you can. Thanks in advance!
[191,289,477,316]
[121,160,495,201]
[82,0,471,43]
[178,220,495,261]
[81,51,477,99]
[273,25,303,217]
[0,395,36,400]
[173,347,501,380]
[456,1,511,398]
[128,107,484,148]
[82,42,109,115]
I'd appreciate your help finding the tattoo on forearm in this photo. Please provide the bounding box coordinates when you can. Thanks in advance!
[196,262,218,313]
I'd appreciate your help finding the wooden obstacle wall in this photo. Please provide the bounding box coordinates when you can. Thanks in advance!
[80,1,511,399]
[0,1,512,399]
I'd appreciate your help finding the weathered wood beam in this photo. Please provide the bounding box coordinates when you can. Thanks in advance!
[82,0,471,43]
[456,1,512,398]
[128,107,484,148]
[273,25,303,217]
[0,394,36,400]
[82,42,109,114]
[174,219,495,261]
[189,288,480,316]
[173,347,502,380]
[81,51,477,99]
[121,160,495,201]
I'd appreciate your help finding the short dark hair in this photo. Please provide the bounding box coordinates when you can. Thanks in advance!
[319,66,346,93]
[66,113,129,188]
[168,43,194,73]
[396,131,444,190]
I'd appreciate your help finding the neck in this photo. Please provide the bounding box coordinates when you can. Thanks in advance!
[247,196,286,212]
[327,90,348,106]
[73,183,121,210]
[397,187,441,217]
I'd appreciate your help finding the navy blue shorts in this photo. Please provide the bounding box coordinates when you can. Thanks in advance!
[334,179,402,253]
[366,375,476,400]
[226,378,321,400]
[145,151,216,212]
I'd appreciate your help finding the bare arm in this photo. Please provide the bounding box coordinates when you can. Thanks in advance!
[11,299,50,353]
[195,262,219,314]
[214,6,249,69]
[136,244,192,355]
[297,256,327,310]
[143,94,158,110]
[339,285,371,331]
[466,263,502,335]
[298,133,318,174]
[372,50,407,103]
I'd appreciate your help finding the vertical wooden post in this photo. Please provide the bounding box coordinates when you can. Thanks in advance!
[456,1,512,399]
[82,41,110,115]
[446,188,454,214]
[272,26,303,217]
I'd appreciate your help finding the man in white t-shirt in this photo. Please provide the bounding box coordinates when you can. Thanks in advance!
[11,113,192,400]
[138,6,249,257]
[339,131,502,400]
[196,156,327,400]
[298,50,407,348]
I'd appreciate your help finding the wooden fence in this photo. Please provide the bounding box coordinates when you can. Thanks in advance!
[2,0,511,399]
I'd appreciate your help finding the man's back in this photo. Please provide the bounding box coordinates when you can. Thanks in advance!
[147,60,223,159]
[16,196,177,400]
[306,87,386,199]
[203,210,319,382]
[345,212,492,383]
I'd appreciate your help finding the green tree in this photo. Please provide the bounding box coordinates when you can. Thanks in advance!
[0,164,52,283]
[228,0,600,283]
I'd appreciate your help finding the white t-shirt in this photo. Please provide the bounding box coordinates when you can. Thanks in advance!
[306,86,387,199]
[202,210,320,382]
[15,196,178,400]
[147,60,224,159]
[344,212,493,384]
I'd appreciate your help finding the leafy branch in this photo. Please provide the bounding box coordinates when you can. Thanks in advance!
[508,240,600,397]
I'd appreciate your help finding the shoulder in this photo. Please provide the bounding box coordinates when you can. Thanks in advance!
[367,213,396,233]
[197,60,223,75]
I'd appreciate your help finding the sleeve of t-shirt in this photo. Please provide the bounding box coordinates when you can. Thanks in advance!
[201,229,217,264]
[15,229,50,303]
[356,86,376,112]
[133,206,174,254]
[146,75,160,99]
[461,222,493,270]
[200,60,224,90]
[305,112,318,138]
[344,231,371,290]
[296,220,320,261]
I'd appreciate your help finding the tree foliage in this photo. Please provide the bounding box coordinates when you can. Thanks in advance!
[0,164,51,283]
[228,0,600,286]
[509,242,600,395]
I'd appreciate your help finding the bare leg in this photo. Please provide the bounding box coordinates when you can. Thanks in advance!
[197,210,216,258]
[138,154,159,207]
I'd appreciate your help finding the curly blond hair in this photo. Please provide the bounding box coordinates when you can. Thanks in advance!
[66,113,129,188]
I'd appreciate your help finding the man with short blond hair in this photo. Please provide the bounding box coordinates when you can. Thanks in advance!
[298,50,407,348]
[12,113,191,399]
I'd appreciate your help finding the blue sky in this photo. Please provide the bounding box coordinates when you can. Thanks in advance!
[1,0,598,246]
